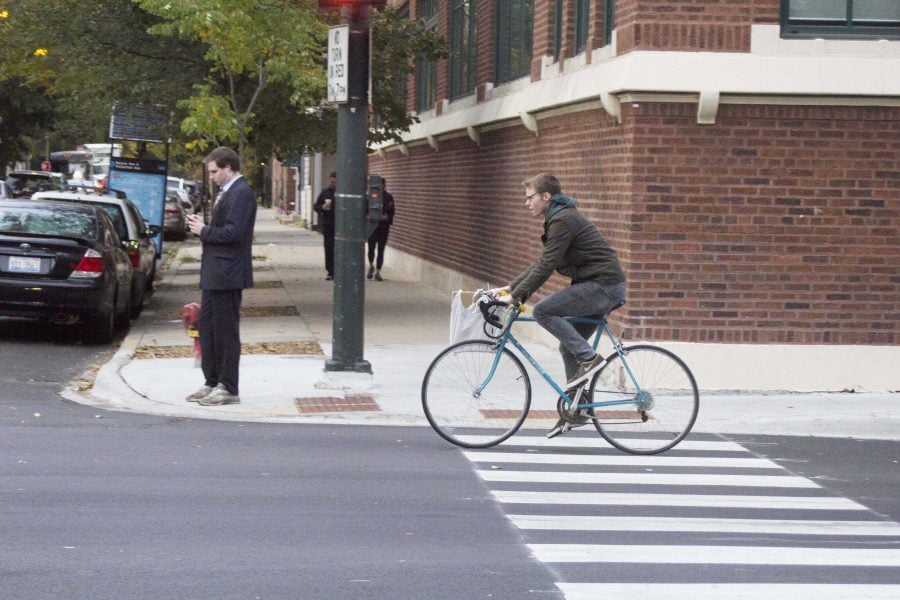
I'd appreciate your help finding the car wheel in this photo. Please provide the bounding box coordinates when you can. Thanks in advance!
[130,282,145,319]
[146,264,157,294]
[115,289,132,331]
[84,303,114,345]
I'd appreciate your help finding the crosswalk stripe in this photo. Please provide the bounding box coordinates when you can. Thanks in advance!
[457,435,745,452]
[478,470,820,488]
[491,490,869,511]
[529,544,900,566]
[464,451,780,469]
[510,515,900,536]
[555,583,900,600]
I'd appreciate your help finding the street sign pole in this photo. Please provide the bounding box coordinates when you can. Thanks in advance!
[326,5,371,374]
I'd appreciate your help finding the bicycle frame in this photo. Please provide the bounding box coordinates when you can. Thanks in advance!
[475,313,643,411]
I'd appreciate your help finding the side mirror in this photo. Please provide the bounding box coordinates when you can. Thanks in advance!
[145,224,162,238]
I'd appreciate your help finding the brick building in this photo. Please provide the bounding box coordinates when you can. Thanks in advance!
[367,0,899,391]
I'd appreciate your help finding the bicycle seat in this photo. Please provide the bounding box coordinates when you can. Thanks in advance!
[602,300,626,318]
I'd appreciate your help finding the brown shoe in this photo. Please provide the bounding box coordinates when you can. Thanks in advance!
[199,386,240,406]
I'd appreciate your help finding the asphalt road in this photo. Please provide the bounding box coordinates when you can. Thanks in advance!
[2,325,898,599]
[0,324,559,599]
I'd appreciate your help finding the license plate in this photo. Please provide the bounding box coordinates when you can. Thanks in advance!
[8,256,42,273]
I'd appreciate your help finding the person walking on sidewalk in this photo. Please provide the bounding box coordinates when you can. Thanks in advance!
[184,146,257,406]
[489,172,626,438]
[314,171,336,280]
[367,176,395,281]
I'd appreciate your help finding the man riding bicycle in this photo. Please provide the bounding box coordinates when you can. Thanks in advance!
[490,173,626,438]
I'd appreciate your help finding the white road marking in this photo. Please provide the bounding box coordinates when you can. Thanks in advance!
[510,514,900,536]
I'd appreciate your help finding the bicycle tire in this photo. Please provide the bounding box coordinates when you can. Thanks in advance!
[587,344,699,454]
[422,340,531,449]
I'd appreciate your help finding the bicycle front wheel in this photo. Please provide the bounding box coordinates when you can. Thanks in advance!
[588,344,699,454]
[422,340,531,449]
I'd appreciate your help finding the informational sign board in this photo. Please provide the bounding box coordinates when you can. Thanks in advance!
[108,158,167,255]
[109,104,168,143]
[327,25,349,103]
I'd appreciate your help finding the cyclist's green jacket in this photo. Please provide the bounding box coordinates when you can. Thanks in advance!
[508,195,625,303]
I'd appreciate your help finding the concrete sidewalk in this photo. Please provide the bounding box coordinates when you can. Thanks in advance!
[65,208,900,441]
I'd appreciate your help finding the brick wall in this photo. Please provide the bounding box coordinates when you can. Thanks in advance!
[615,0,779,54]
[371,102,900,346]
[622,101,899,345]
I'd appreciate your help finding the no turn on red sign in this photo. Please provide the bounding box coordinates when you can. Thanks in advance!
[327,25,349,103]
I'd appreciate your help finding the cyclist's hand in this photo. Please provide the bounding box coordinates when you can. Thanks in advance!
[495,294,514,305]
[487,286,510,299]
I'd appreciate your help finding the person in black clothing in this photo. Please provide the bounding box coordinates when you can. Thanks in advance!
[367,177,395,281]
[184,146,257,406]
[314,171,336,280]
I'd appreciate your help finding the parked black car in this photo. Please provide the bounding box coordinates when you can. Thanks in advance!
[32,191,160,318]
[0,199,134,343]
[5,170,67,197]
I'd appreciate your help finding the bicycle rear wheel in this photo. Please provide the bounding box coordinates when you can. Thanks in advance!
[422,340,531,449]
[587,344,699,454]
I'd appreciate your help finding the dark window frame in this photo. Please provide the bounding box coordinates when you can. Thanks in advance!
[574,0,590,54]
[495,0,534,84]
[449,0,478,99]
[415,0,438,113]
[781,0,900,40]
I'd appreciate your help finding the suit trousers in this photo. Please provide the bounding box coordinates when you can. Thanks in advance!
[199,288,243,395]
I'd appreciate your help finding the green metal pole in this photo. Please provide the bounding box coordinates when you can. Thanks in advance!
[326,5,371,374]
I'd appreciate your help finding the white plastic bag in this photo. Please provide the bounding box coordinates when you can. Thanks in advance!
[449,290,492,344]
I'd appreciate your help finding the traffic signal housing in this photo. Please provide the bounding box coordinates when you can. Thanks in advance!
[318,1,387,11]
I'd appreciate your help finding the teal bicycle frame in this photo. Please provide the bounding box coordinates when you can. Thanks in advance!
[475,314,643,412]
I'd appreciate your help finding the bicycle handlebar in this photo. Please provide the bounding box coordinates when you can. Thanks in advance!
[478,299,507,329]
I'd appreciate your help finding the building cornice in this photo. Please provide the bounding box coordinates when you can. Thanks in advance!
[375,26,899,154]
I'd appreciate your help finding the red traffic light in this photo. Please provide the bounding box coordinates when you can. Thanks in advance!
[318,1,387,10]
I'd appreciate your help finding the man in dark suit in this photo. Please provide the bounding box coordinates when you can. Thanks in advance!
[184,146,257,406]
[313,171,336,280]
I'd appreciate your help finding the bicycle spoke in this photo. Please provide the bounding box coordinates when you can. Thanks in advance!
[422,341,531,448]
[588,345,699,454]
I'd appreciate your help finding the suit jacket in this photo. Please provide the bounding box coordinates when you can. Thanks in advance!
[199,176,257,291]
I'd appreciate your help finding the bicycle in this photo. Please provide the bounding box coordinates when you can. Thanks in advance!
[421,293,700,455]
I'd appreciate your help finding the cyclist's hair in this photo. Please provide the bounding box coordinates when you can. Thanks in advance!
[205,146,241,172]
[523,172,561,196]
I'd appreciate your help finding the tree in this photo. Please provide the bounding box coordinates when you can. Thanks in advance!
[137,0,327,163]
[0,77,55,169]
[0,0,207,166]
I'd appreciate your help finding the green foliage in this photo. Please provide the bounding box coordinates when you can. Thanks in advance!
[137,0,327,161]
[369,5,448,146]
[0,77,56,168]
[0,0,448,170]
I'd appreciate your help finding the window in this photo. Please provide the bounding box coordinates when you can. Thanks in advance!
[553,0,595,60]
[574,0,590,54]
[553,0,563,60]
[416,0,438,113]
[782,0,900,39]
[393,3,410,111]
[450,0,477,99]
[496,0,534,84]
[603,0,615,47]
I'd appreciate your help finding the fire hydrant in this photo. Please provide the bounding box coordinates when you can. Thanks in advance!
[181,302,201,367]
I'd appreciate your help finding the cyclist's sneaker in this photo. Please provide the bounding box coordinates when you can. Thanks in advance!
[546,412,591,439]
[566,354,606,387]
[546,417,569,439]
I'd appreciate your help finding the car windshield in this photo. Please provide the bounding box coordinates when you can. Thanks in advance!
[7,174,59,193]
[38,196,129,240]
[0,205,96,238]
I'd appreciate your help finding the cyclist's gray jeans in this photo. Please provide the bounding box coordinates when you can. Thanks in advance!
[532,281,626,381]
